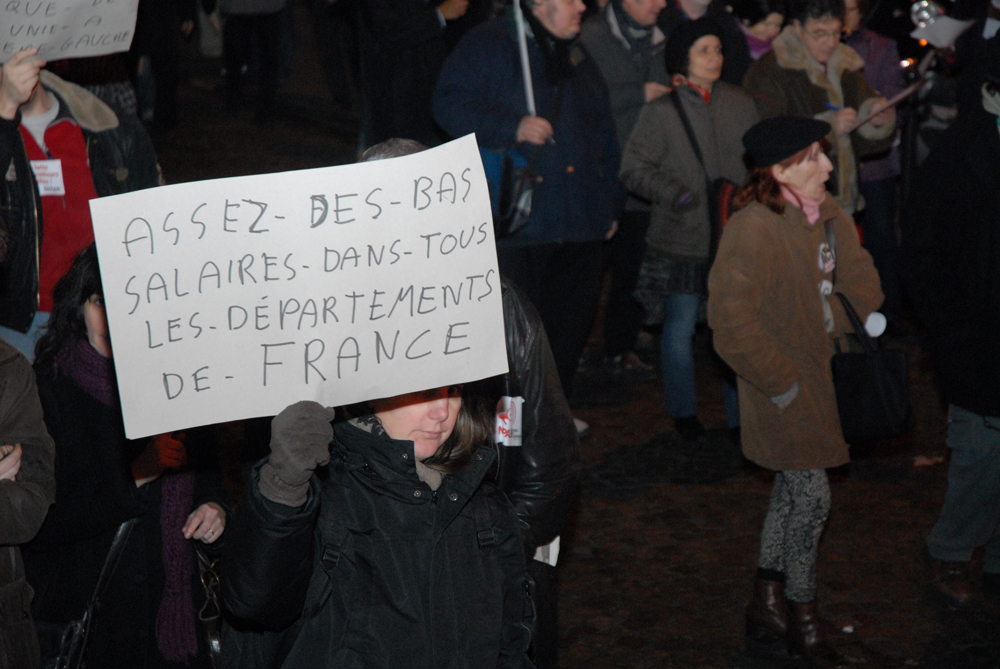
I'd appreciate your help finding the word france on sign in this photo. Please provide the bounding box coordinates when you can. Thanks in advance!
[90,134,508,439]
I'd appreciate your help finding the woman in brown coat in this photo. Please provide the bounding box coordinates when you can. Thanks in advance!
[707,116,882,667]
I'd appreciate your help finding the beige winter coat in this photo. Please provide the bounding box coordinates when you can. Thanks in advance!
[707,197,882,470]
[743,27,896,215]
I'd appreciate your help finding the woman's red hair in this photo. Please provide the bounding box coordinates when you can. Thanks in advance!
[732,139,831,215]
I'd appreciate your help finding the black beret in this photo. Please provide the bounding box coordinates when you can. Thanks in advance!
[664,17,723,76]
[742,116,831,168]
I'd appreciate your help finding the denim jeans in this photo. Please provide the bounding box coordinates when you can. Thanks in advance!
[661,293,739,426]
[926,404,1000,573]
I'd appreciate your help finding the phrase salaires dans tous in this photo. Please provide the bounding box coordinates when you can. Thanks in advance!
[108,169,497,400]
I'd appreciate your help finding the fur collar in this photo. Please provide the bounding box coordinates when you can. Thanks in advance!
[771,25,864,94]
[38,70,118,133]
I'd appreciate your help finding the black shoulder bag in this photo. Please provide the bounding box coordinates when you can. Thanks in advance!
[669,89,739,260]
[824,221,914,443]
[483,85,566,239]
[53,518,137,669]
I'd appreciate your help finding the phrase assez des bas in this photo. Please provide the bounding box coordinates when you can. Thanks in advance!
[118,168,479,256]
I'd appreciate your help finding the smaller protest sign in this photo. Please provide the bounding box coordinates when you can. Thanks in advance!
[1,0,139,62]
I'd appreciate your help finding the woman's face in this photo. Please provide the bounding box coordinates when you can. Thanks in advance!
[373,386,462,460]
[772,142,834,200]
[747,12,784,42]
[84,294,112,358]
[687,35,723,88]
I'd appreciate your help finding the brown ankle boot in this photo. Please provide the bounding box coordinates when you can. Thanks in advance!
[787,601,861,668]
[745,578,788,641]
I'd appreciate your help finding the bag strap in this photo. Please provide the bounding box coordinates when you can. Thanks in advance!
[70,518,137,664]
[473,496,496,550]
[669,89,711,189]
[823,221,874,353]
[834,292,877,355]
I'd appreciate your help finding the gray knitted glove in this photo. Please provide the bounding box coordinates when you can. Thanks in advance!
[258,401,336,507]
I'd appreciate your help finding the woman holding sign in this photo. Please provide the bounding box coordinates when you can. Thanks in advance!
[23,244,228,669]
[222,386,534,668]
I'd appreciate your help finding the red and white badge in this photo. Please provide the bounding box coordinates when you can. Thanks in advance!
[29,159,66,196]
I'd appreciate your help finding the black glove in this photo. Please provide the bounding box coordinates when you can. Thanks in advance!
[258,401,336,507]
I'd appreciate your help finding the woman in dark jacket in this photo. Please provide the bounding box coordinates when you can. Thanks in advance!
[708,117,882,667]
[620,18,759,440]
[221,384,534,668]
[23,244,228,669]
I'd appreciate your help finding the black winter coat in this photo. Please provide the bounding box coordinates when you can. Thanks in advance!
[23,366,225,669]
[900,103,1000,417]
[222,420,534,669]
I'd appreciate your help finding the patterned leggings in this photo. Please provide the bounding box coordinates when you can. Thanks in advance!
[757,469,832,603]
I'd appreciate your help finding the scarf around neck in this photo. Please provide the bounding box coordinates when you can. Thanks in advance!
[518,0,576,84]
[610,0,655,67]
[55,336,116,406]
[671,74,713,104]
[780,184,824,224]
[738,19,775,60]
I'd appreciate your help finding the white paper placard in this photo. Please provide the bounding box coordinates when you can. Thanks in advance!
[90,134,508,439]
[1,0,139,62]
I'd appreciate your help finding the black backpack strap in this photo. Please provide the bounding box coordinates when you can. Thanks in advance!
[473,496,496,550]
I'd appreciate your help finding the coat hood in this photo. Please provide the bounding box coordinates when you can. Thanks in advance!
[38,70,119,133]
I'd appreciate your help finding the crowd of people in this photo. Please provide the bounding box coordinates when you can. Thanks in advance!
[0,0,998,667]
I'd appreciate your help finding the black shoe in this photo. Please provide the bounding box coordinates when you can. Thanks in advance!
[926,551,976,608]
[674,416,705,441]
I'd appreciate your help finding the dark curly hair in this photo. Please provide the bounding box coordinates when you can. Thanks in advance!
[731,0,787,27]
[34,243,104,372]
[788,0,844,24]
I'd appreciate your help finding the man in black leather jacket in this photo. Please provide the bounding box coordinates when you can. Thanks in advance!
[0,50,161,359]
[497,274,581,669]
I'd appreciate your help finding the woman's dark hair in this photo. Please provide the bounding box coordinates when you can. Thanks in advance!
[732,139,830,214]
[420,379,495,473]
[34,243,103,371]
[731,0,787,26]
[787,0,844,24]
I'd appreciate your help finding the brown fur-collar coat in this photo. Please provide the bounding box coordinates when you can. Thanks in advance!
[707,196,882,471]
[743,26,895,215]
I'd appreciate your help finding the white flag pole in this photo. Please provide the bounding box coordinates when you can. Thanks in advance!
[512,0,537,116]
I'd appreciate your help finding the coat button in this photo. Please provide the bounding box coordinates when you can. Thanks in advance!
[476,453,483,460]
[414,490,422,497]
[449,492,458,501]
[402,452,409,460]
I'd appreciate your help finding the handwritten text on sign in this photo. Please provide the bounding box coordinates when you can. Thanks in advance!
[1,0,138,61]
[90,135,508,439]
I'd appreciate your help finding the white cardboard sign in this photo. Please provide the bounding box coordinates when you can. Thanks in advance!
[1,0,138,62]
[90,135,508,439]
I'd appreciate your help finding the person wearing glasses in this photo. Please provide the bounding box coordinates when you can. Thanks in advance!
[742,0,894,216]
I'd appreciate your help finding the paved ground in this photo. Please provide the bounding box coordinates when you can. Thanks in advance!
[153,10,999,667]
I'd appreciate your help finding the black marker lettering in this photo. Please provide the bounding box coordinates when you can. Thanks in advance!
[304,340,326,383]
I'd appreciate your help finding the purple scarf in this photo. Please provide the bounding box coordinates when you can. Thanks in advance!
[55,336,116,406]
[156,470,199,664]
